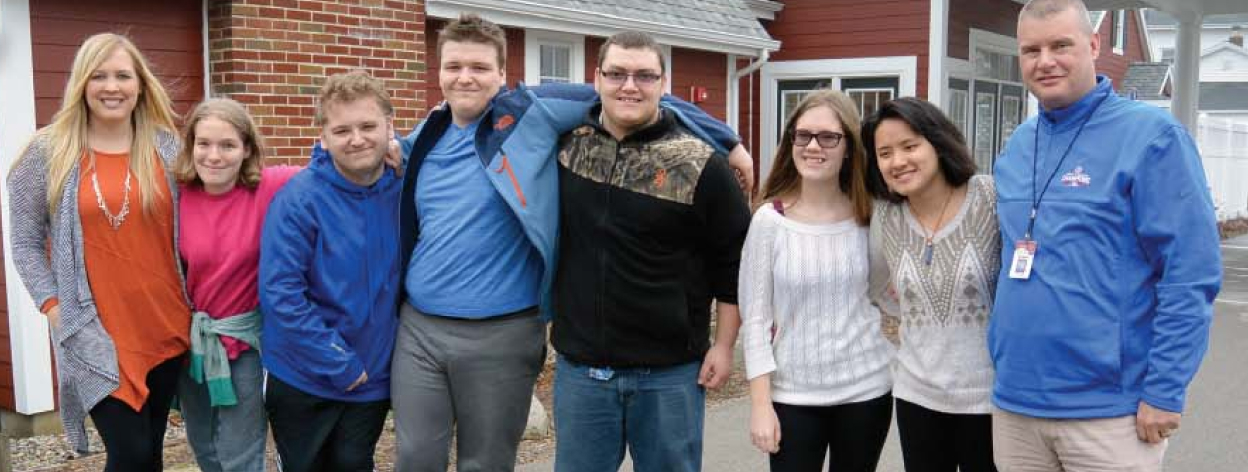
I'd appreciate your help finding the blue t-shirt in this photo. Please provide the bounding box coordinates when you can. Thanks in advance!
[405,119,542,318]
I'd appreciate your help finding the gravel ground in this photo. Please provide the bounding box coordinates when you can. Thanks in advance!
[8,348,750,472]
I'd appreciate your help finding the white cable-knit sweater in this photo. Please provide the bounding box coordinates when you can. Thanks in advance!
[739,206,894,406]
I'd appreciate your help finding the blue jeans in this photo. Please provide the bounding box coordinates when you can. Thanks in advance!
[177,349,267,472]
[553,356,705,472]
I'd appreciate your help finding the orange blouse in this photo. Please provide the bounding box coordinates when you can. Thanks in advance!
[77,150,190,411]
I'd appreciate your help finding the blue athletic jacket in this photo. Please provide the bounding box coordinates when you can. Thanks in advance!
[259,146,401,402]
[399,83,738,320]
[990,77,1222,418]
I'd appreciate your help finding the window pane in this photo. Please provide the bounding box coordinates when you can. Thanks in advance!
[948,89,969,138]
[540,44,572,84]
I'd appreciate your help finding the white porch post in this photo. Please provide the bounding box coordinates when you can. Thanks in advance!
[1171,12,1202,132]
[0,0,57,415]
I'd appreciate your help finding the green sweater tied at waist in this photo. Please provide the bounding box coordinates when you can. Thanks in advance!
[188,310,262,406]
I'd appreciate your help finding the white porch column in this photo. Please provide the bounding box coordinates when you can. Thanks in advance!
[1171,12,1202,132]
[0,0,57,415]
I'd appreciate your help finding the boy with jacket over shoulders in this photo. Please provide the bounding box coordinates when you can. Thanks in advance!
[391,14,748,472]
[259,70,400,472]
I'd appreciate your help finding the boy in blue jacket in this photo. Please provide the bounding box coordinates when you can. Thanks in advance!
[259,71,401,472]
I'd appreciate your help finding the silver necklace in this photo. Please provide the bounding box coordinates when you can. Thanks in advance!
[89,149,132,230]
[908,187,954,266]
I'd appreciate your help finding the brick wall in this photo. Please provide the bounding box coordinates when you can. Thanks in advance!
[206,0,428,164]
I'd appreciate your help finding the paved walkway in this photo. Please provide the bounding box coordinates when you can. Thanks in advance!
[519,237,1248,471]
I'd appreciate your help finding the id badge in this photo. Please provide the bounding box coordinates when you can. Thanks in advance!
[1009,240,1037,280]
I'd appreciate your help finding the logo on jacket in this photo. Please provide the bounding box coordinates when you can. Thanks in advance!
[653,168,668,189]
[1060,166,1091,187]
[494,114,515,131]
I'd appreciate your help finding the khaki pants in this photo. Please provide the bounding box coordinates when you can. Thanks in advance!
[992,407,1167,471]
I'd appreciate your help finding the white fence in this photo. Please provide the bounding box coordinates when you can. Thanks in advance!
[1196,115,1248,221]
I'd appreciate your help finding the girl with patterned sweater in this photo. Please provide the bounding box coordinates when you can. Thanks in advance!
[862,97,1001,472]
[739,90,895,472]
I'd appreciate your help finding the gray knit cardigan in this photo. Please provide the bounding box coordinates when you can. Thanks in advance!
[6,130,186,453]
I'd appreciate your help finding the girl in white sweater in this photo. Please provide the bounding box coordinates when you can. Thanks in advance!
[739,90,895,472]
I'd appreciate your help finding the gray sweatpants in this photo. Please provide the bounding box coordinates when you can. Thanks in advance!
[391,302,546,472]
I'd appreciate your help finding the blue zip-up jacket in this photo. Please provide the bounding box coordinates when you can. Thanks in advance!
[398,83,738,320]
[259,146,401,402]
[990,76,1222,418]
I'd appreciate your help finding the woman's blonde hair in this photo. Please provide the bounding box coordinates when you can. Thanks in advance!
[18,33,178,214]
[174,98,265,189]
[758,89,873,226]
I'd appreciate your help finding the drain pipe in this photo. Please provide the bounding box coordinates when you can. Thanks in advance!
[729,48,770,157]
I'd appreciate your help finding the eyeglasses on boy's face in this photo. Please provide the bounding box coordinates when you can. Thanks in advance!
[600,70,663,86]
[792,130,845,149]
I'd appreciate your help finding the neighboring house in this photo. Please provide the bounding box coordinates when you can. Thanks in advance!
[1144,9,1248,66]
[1122,38,1248,123]
[1141,9,1248,123]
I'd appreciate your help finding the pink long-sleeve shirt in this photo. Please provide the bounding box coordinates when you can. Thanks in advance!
[179,165,300,359]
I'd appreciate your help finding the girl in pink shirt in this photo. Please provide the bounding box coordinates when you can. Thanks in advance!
[174,98,298,472]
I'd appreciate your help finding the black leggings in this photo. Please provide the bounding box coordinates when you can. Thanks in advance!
[88,355,183,472]
[895,398,997,472]
[769,392,893,472]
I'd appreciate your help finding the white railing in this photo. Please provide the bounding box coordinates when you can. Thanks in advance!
[1196,115,1248,221]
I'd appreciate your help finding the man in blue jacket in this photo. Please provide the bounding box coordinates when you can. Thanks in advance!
[259,71,401,472]
[391,14,748,472]
[990,1,1222,470]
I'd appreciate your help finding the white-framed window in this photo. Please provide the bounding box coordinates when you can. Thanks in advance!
[524,30,585,85]
[759,56,919,180]
[845,88,894,118]
[1112,10,1126,55]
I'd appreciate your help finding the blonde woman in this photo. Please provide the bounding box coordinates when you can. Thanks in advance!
[739,90,895,471]
[7,33,189,471]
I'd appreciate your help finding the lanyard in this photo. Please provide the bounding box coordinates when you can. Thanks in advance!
[1025,94,1108,240]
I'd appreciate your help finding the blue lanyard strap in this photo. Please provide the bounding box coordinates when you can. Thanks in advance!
[1027,94,1108,240]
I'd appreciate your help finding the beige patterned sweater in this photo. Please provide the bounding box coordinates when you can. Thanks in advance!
[869,175,1001,414]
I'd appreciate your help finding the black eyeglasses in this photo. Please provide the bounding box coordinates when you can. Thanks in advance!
[793,130,844,149]
[600,70,663,86]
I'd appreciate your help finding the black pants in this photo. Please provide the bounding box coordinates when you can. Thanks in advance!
[895,398,997,472]
[264,374,390,472]
[88,354,183,472]
[769,392,893,472]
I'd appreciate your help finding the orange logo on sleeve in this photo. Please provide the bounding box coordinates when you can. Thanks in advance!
[495,114,516,131]
[653,168,667,188]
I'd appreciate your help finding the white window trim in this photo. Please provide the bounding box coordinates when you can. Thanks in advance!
[759,56,917,182]
[661,44,673,95]
[1113,10,1126,56]
[202,0,211,96]
[524,29,585,86]
[966,29,1030,117]
[969,28,1018,64]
